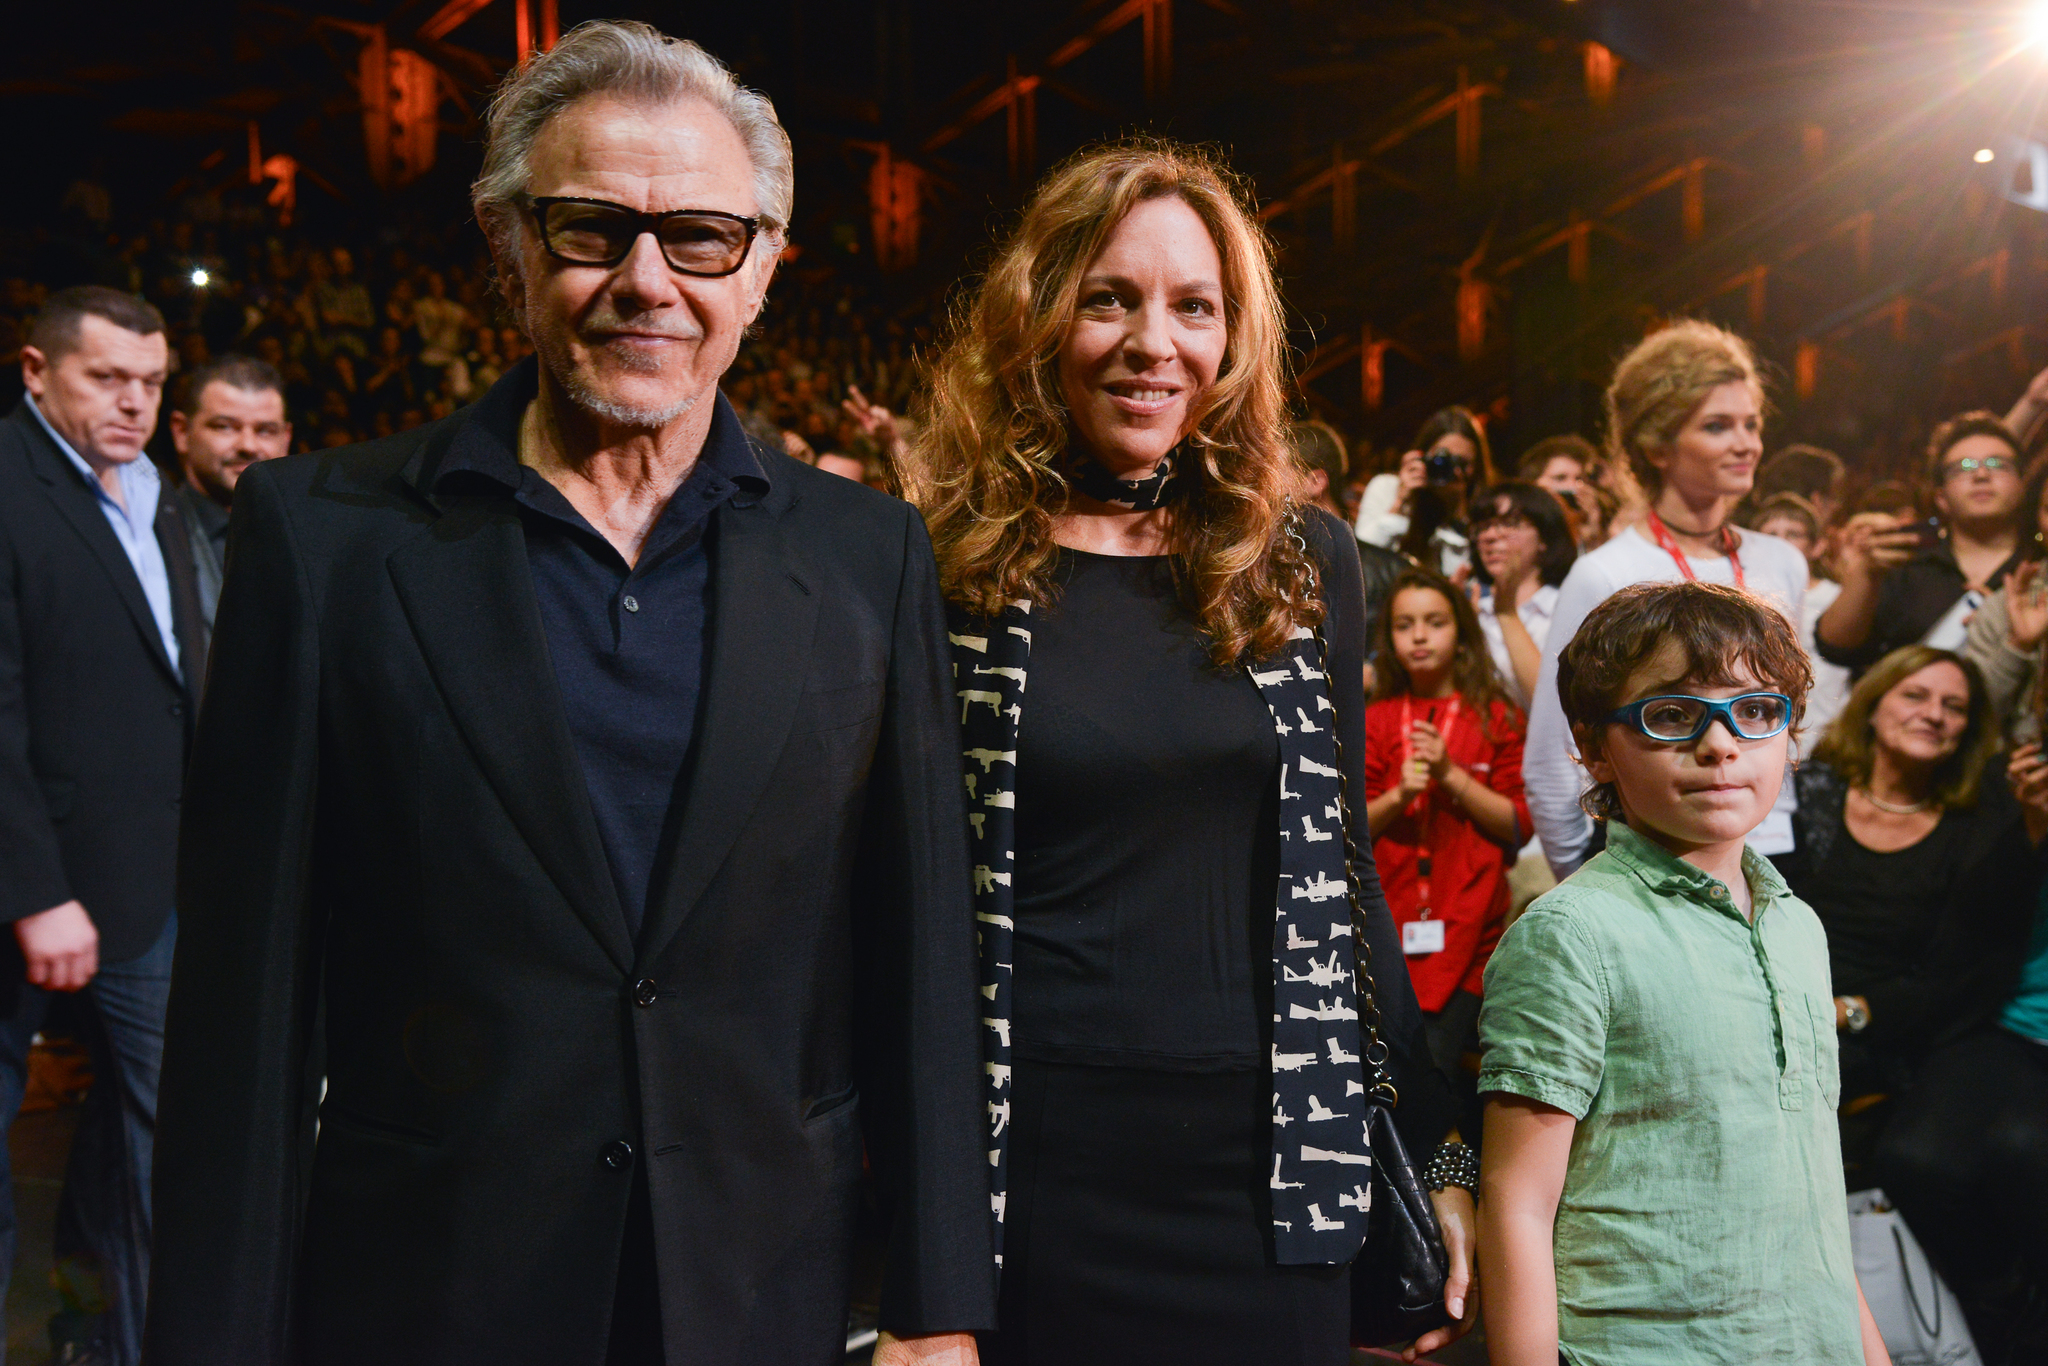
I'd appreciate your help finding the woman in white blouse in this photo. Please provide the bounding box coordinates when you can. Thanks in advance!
[1523,320,1809,876]
[1468,481,1578,707]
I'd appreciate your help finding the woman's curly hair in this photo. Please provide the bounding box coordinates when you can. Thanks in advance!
[902,137,1315,666]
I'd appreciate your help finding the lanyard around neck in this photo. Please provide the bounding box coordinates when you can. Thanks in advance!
[1645,509,1744,588]
[1399,694,1462,917]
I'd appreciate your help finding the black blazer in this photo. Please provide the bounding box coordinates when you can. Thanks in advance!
[0,401,203,962]
[146,412,996,1364]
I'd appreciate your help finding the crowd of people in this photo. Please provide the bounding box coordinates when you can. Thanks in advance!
[9,16,2048,1366]
[1333,329,2048,1361]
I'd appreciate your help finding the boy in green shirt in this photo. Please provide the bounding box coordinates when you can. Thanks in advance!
[1477,580,1889,1365]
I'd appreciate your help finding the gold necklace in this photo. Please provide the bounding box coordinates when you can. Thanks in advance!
[1859,787,1933,815]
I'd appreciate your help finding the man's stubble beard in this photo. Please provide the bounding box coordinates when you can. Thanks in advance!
[525,304,711,431]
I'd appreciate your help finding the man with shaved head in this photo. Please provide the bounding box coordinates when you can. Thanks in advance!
[147,22,992,1366]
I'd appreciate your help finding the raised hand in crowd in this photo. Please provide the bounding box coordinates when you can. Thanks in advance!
[2004,559,2048,656]
[2006,361,2048,449]
[1816,510,1924,653]
[841,383,904,454]
[2010,742,2048,846]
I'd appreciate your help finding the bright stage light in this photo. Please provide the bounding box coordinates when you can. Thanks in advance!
[189,267,210,288]
[2025,3,2048,46]
[1977,147,1998,163]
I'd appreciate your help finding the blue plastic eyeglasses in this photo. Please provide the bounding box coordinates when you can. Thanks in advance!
[1602,692,1793,743]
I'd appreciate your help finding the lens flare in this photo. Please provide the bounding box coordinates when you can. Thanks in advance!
[189,268,210,288]
[2026,2,2048,46]
[1977,147,1998,163]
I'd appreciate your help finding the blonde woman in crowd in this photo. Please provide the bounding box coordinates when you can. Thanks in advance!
[1523,320,1810,876]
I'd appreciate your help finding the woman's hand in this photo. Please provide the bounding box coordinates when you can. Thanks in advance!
[1397,448,1427,493]
[2009,743,2048,846]
[1405,1185,1479,1360]
[2007,560,2048,654]
[1409,721,1452,780]
[1396,756,1433,803]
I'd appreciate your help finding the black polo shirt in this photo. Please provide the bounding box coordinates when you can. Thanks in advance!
[437,358,770,937]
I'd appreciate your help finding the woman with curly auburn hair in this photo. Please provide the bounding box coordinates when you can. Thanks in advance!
[908,139,1472,1366]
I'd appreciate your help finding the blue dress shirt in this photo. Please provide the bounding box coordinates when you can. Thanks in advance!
[26,396,181,676]
[436,359,770,938]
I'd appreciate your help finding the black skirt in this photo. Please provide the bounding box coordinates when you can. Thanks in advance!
[978,1060,1351,1366]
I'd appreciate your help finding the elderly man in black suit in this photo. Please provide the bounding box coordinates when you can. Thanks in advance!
[0,285,204,1366]
[146,22,993,1366]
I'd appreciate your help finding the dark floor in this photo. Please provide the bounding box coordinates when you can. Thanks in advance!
[5,1103,77,1366]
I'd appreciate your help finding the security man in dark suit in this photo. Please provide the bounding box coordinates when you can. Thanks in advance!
[146,23,994,1366]
[0,285,204,1366]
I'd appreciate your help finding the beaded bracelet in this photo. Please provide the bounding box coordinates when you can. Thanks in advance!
[1424,1140,1479,1194]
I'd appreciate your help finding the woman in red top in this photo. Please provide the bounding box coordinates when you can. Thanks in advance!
[1363,568,1531,1095]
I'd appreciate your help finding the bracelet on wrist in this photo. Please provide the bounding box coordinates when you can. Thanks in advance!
[1425,1140,1479,1194]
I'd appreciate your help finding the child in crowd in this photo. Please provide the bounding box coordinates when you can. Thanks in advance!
[1363,569,1530,1101]
[1477,580,1889,1366]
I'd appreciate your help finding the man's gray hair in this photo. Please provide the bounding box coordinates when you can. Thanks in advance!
[471,21,793,258]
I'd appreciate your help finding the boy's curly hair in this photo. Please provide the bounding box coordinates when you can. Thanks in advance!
[1556,581,1811,822]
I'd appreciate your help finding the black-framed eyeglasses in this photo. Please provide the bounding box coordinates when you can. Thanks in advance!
[1602,692,1793,743]
[1941,454,2017,481]
[527,197,761,278]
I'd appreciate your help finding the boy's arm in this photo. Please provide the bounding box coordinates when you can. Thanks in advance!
[1856,1279,1892,1366]
[1478,1094,1576,1366]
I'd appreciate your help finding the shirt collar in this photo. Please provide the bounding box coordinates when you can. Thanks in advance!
[24,394,160,502]
[434,355,771,502]
[1602,819,1790,919]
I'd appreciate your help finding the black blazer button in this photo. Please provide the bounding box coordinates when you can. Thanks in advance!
[603,1139,635,1170]
[168,701,183,717]
[633,979,659,1007]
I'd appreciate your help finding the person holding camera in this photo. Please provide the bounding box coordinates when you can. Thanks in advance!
[1355,405,1492,576]
[1816,412,2028,678]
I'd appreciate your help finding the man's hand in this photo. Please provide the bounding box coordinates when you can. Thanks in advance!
[873,1330,978,1365]
[2007,560,2048,654]
[1836,512,1919,583]
[16,900,98,992]
[1404,1184,1479,1360]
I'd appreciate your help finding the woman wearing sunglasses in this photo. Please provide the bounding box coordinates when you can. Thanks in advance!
[1780,644,2048,1354]
[1817,414,2032,676]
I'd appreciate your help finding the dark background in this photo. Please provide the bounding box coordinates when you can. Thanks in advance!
[7,0,2048,472]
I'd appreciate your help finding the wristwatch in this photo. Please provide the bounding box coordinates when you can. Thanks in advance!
[1839,996,1870,1034]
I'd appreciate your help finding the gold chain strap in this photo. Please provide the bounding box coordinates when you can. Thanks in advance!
[1285,508,1399,1105]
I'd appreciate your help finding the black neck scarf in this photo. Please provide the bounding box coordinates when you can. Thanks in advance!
[1066,449,1182,511]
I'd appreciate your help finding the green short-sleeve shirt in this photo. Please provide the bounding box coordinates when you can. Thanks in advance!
[1478,822,1861,1366]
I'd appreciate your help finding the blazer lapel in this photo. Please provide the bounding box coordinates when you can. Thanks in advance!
[635,494,818,967]
[387,495,635,971]
[12,410,181,685]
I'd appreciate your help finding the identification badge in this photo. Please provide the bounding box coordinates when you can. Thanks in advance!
[1402,919,1446,955]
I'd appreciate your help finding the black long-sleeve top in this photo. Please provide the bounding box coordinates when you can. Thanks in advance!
[1007,508,1457,1153]
[1783,761,2040,1054]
